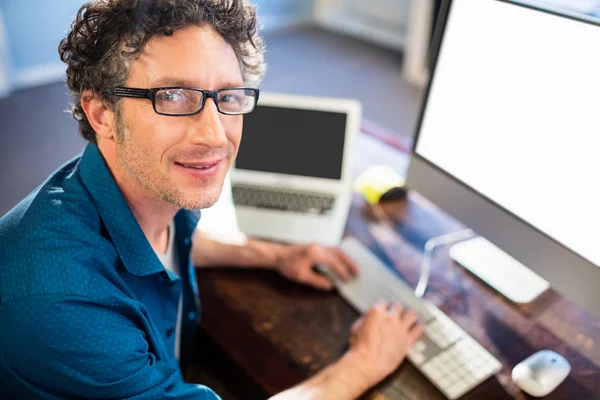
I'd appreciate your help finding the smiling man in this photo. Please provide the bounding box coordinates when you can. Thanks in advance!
[0,1,423,399]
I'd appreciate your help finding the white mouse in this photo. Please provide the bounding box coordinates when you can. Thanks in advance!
[512,349,571,397]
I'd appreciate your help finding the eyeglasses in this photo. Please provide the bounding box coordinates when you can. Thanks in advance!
[111,87,260,116]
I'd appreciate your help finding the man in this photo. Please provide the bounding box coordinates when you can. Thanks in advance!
[0,0,423,399]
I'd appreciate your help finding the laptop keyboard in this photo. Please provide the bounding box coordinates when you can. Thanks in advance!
[232,184,336,215]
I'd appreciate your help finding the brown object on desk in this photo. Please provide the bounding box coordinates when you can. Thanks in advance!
[194,133,600,400]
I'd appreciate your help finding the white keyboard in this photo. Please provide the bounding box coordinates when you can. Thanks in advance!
[328,237,502,399]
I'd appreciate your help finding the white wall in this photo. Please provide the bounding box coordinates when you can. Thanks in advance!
[0,8,10,97]
[0,0,82,95]
[403,0,435,88]
[0,0,407,97]
[254,0,314,32]
[314,0,411,51]
[0,0,314,97]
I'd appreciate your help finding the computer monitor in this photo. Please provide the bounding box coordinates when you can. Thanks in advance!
[406,0,600,318]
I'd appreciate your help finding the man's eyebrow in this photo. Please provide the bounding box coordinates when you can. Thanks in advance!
[152,77,245,89]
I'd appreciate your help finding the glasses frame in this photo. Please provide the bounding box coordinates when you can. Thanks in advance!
[111,87,260,116]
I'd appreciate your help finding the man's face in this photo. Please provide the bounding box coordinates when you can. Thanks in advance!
[114,25,244,210]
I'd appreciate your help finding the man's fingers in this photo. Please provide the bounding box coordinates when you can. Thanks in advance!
[372,301,388,312]
[388,303,404,317]
[301,270,334,291]
[311,250,352,282]
[325,254,353,282]
[408,321,425,342]
[335,248,360,277]
[360,301,387,324]
[348,335,356,346]
[351,316,364,334]
[400,310,419,329]
[308,245,356,282]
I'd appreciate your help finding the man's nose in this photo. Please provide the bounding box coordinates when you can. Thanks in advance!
[189,99,228,148]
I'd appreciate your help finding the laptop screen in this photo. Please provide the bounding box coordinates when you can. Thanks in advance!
[236,105,348,180]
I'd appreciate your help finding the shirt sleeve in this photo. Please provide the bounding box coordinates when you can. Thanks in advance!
[0,294,221,400]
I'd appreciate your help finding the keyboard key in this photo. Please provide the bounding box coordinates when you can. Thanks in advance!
[414,340,427,353]
[422,361,440,379]
[408,350,426,365]
[438,375,453,388]
[446,380,468,399]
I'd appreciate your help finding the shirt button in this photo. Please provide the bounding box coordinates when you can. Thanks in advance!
[187,311,196,321]
[184,237,191,245]
[166,327,175,338]
[161,271,175,286]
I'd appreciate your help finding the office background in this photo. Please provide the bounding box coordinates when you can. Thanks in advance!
[2,1,600,398]
[0,0,425,217]
[1,0,599,216]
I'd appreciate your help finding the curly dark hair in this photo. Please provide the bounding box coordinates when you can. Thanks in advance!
[59,0,266,142]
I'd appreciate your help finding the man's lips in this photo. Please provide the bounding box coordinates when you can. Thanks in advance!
[175,159,223,169]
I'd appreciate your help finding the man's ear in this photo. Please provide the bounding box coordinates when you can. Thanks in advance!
[80,91,117,140]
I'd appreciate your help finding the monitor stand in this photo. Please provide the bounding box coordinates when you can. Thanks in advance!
[449,236,550,304]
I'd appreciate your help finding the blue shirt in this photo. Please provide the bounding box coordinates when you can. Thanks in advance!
[0,143,221,400]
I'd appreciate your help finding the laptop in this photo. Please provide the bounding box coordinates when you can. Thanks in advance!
[231,92,361,246]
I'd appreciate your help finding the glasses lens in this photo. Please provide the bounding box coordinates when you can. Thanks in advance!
[216,89,257,114]
[155,88,203,115]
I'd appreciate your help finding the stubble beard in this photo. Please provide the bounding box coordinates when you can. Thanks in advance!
[113,111,225,210]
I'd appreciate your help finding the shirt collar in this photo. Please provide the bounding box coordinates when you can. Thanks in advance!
[79,143,199,276]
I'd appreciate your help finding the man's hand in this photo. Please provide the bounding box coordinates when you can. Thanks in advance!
[274,243,359,290]
[269,302,424,400]
[347,302,425,386]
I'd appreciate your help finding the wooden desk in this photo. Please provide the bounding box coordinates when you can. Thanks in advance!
[195,132,600,399]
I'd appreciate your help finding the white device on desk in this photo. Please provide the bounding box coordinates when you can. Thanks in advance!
[326,237,502,400]
[449,237,549,304]
[231,92,361,246]
[512,350,571,397]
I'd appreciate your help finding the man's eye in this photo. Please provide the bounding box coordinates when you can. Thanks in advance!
[158,91,184,102]
[219,94,242,104]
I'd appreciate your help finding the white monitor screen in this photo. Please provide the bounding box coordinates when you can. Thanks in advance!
[415,0,600,267]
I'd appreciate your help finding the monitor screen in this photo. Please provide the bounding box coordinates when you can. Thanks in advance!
[236,105,347,180]
[415,0,600,267]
